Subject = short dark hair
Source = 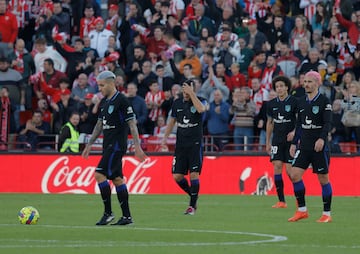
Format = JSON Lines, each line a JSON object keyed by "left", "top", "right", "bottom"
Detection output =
{"left": 204, "top": 51, "right": 214, "bottom": 59}
{"left": 163, "top": 32, "right": 175, "bottom": 40}
{"left": 33, "top": 109, "right": 43, "bottom": 116}
{"left": 161, "top": 1, "right": 170, "bottom": 7}
{"left": 75, "top": 38, "right": 84, "bottom": 45}
{"left": 44, "top": 58, "right": 54, "bottom": 67}
{"left": 134, "top": 45, "right": 145, "bottom": 52}
{"left": 154, "top": 25, "right": 165, "bottom": 32}
{"left": 184, "top": 79, "right": 195, "bottom": 87}
{"left": 148, "top": 79, "right": 158, "bottom": 86}
{"left": 155, "top": 64, "right": 164, "bottom": 70}
{"left": 184, "top": 63, "right": 193, "bottom": 69}
{"left": 70, "top": 111, "right": 80, "bottom": 117}
{"left": 274, "top": 15, "right": 284, "bottom": 21}
{"left": 185, "top": 45, "right": 195, "bottom": 51}
{"left": 85, "top": 4, "right": 94, "bottom": 10}
{"left": 222, "top": 20, "right": 233, "bottom": 29}
{"left": 0, "top": 56, "right": 10, "bottom": 63}
{"left": 59, "top": 77, "right": 70, "bottom": 85}
{"left": 126, "top": 82, "right": 138, "bottom": 89}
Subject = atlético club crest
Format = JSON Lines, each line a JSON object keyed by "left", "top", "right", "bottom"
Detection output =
{"left": 285, "top": 105, "right": 291, "bottom": 112}
{"left": 108, "top": 105, "right": 114, "bottom": 114}
{"left": 312, "top": 106, "right": 319, "bottom": 114}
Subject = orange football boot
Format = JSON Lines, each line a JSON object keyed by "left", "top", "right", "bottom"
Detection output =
{"left": 316, "top": 214, "right": 332, "bottom": 223}
{"left": 272, "top": 201, "right": 288, "bottom": 208}
{"left": 288, "top": 211, "right": 309, "bottom": 222}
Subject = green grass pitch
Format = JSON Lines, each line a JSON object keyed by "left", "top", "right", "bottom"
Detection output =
{"left": 0, "top": 194, "right": 359, "bottom": 254}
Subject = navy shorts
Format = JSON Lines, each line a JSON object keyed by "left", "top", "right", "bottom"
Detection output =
{"left": 172, "top": 144, "right": 203, "bottom": 175}
{"left": 292, "top": 149, "right": 330, "bottom": 174}
{"left": 270, "top": 142, "right": 293, "bottom": 164}
{"left": 96, "top": 147, "right": 124, "bottom": 180}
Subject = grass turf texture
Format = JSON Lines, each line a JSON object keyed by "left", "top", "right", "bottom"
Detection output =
{"left": 0, "top": 194, "right": 359, "bottom": 254}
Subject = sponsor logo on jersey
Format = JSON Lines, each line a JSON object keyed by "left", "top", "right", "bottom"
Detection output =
{"left": 183, "top": 116, "right": 190, "bottom": 124}
{"left": 302, "top": 116, "right": 322, "bottom": 129}
{"left": 127, "top": 106, "right": 133, "bottom": 114}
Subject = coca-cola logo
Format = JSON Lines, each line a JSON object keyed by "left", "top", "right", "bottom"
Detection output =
{"left": 41, "top": 156, "right": 156, "bottom": 194}
{"left": 122, "top": 157, "right": 156, "bottom": 194}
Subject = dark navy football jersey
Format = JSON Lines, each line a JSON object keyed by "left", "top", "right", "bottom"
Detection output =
{"left": 99, "top": 91, "right": 135, "bottom": 151}
{"left": 293, "top": 93, "right": 332, "bottom": 149}
{"left": 171, "top": 96, "right": 206, "bottom": 147}
{"left": 267, "top": 95, "right": 298, "bottom": 144}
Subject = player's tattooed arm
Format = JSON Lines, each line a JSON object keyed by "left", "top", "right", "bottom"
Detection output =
{"left": 88, "top": 120, "right": 103, "bottom": 145}
{"left": 128, "top": 119, "right": 141, "bottom": 146}
{"left": 128, "top": 118, "right": 147, "bottom": 161}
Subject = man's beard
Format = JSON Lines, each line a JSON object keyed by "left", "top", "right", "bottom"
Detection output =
{"left": 0, "top": 68, "right": 8, "bottom": 72}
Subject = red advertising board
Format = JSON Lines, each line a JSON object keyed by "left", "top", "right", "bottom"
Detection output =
{"left": 0, "top": 154, "right": 359, "bottom": 196}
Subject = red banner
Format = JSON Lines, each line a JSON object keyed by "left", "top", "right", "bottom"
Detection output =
{"left": 0, "top": 154, "right": 359, "bottom": 196}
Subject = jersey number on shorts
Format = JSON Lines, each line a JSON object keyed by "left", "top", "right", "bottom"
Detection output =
{"left": 271, "top": 145, "right": 278, "bottom": 155}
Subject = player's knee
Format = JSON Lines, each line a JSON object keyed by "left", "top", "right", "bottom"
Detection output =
{"left": 288, "top": 171, "right": 300, "bottom": 182}
{"left": 94, "top": 172, "right": 106, "bottom": 183}
{"left": 318, "top": 174, "right": 329, "bottom": 185}
{"left": 288, "top": 166, "right": 305, "bottom": 182}
{"left": 173, "top": 174, "right": 183, "bottom": 182}
{"left": 190, "top": 172, "right": 199, "bottom": 180}
{"left": 112, "top": 177, "right": 125, "bottom": 186}
{"left": 274, "top": 166, "right": 283, "bottom": 174}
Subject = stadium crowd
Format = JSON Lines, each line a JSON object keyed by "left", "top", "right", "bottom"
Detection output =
{"left": 1, "top": 0, "right": 360, "bottom": 152}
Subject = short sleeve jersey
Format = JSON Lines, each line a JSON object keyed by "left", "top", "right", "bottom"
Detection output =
{"left": 99, "top": 91, "right": 135, "bottom": 151}
{"left": 294, "top": 93, "right": 332, "bottom": 149}
{"left": 266, "top": 95, "right": 298, "bottom": 144}
{"left": 171, "top": 96, "right": 205, "bottom": 147}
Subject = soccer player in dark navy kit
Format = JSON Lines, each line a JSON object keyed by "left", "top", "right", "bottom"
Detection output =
{"left": 266, "top": 76, "right": 298, "bottom": 209}
{"left": 82, "top": 71, "right": 146, "bottom": 226}
{"left": 161, "top": 80, "right": 207, "bottom": 215}
{"left": 288, "top": 71, "right": 333, "bottom": 223}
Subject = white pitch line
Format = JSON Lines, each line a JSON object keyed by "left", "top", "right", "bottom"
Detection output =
{"left": 251, "top": 243, "right": 360, "bottom": 249}
{"left": 0, "top": 224, "right": 287, "bottom": 248}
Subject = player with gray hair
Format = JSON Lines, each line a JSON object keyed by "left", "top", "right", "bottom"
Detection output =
{"left": 82, "top": 71, "right": 147, "bottom": 225}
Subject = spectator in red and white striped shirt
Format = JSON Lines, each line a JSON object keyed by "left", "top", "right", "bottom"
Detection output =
{"left": 145, "top": 80, "right": 165, "bottom": 134}
{"left": 250, "top": 77, "right": 269, "bottom": 115}
{"left": 300, "top": 0, "right": 317, "bottom": 24}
